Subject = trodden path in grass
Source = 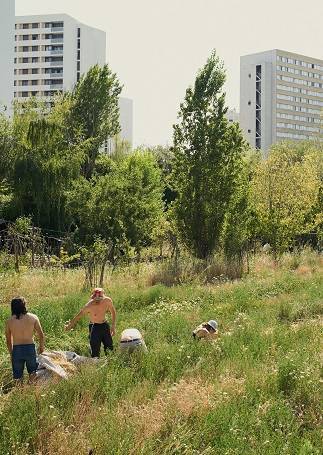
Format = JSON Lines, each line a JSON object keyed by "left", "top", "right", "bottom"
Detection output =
{"left": 0, "top": 255, "right": 322, "bottom": 454}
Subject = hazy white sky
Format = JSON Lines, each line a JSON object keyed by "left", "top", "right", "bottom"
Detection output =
{"left": 16, "top": 0, "right": 323, "bottom": 146}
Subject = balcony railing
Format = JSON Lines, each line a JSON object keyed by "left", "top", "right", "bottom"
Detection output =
{"left": 50, "top": 49, "right": 64, "bottom": 55}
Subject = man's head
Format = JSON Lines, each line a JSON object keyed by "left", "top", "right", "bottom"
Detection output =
{"left": 11, "top": 297, "right": 27, "bottom": 320}
{"left": 92, "top": 288, "right": 104, "bottom": 300}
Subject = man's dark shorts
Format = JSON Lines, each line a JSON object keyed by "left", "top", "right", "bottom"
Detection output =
{"left": 89, "top": 322, "right": 113, "bottom": 357}
{"left": 12, "top": 343, "right": 38, "bottom": 379}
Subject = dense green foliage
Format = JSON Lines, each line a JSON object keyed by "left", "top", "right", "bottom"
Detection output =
{"left": 68, "top": 64, "right": 122, "bottom": 179}
{"left": 171, "top": 51, "right": 246, "bottom": 259}
{"left": 0, "top": 255, "right": 322, "bottom": 454}
{"left": 250, "top": 142, "right": 323, "bottom": 255}
{"left": 0, "top": 57, "right": 321, "bottom": 267}
{"left": 0, "top": 65, "right": 163, "bottom": 258}
{"left": 66, "top": 151, "right": 164, "bottom": 254}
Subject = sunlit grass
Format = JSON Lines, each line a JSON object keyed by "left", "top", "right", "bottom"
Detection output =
{"left": 0, "top": 252, "right": 322, "bottom": 454}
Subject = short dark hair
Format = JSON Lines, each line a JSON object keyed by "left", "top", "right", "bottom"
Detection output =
{"left": 11, "top": 297, "right": 27, "bottom": 319}
{"left": 204, "top": 323, "right": 216, "bottom": 333}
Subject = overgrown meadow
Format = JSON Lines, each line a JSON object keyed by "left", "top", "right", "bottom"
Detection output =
{"left": 0, "top": 252, "right": 322, "bottom": 455}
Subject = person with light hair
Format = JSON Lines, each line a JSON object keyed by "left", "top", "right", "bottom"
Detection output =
{"left": 65, "top": 288, "right": 116, "bottom": 358}
{"left": 193, "top": 320, "right": 218, "bottom": 340}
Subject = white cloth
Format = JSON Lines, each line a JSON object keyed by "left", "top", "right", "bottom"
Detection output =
{"left": 36, "top": 350, "right": 98, "bottom": 382}
{"left": 119, "top": 328, "right": 147, "bottom": 353}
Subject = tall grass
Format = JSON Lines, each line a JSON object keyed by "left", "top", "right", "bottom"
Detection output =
{"left": 0, "top": 251, "right": 322, "bottom": 454}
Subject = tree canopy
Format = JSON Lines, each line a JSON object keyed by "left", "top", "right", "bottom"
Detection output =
{"left": 171, "top": 51, "right": 246, "bottom": 259}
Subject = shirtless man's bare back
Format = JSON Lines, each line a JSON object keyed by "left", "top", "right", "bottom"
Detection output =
{"left": 5, "top": 297, "right": 45, "bottom": 381}
{"left": 65, "top": 288, "right": 116, "bottom": 357}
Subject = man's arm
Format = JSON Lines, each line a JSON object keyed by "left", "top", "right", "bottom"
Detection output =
{"left": 65, "top": 307, "right": 86, "bottom": 331}
{"left": 106, "top": 298, "right": 116, "bottom": 336}
{"left": 34, "top": 317, "right": 45, "bottom": 354}
{"left": 5, "top": 321, "right": 13, "bottom": 356}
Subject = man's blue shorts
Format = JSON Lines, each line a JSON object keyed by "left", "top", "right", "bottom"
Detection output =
{"left": 12, "top": 344, "right": 38, "bottom": 379}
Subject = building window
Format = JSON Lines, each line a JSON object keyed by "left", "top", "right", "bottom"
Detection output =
{"left": 52, "top": 22, "right": 64, "bottom": 28}
{"left": 248, "top": 101, "right": 251, "bottom": 105}
{"left": 248, "top": 129, "right": 251, "bottom": 133}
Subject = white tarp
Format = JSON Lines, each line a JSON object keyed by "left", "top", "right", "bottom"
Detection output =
{"left": 37, "top": 350, "right": 97, "bottom": 381}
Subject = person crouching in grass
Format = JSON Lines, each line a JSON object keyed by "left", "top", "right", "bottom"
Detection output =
{"left": 5, "top": 297, "right": 45, "bottom": 384}
{"left": 120, "top": 328, "right": 147, "bottom": 354}
{"left": 193, "top": 320, "right": 218, "bottom": 340}
{"left": 65, "top": 288, "right": 116, "bottom": 358}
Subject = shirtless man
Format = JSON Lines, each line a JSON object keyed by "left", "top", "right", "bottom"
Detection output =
{"left": 5, "top": 296, "right": 45, "bottom": 382}
{"left": 65, "top": 288, "right": 116, "bottom": 358}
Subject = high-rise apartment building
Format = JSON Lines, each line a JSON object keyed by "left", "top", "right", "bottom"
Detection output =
{"left": 13, "top": 13, "right": 133, "bottom": 146}
{"left": 14, "top": 14, "right": 106, "bottom": 100}
{"left": 240, "top": 50, "right": 323, "bottom": 152}
{"left": 0, "top": 0, "right": 14, "bottom": 110}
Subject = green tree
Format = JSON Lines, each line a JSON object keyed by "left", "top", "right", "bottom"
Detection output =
{"left": 66, "top": 151, "right": 164, "bottom": 258}
{"left": 250, "top": 141, "right": 321, "bottom": 255}
{"left": 68, "top": 64, "right": 122, "bottom": 179}
{"left": 221, "top": 153, "right": 258, "bottom": 263}
{"left": 171, "top": 51, "right": 245, "bottom": 259}
{"left": 3, "top": 99, "right": 84, "bottom": 230}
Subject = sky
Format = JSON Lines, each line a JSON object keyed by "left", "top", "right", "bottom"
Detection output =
{"left": 16, "top": 0, "right": 323, "bottom": 147}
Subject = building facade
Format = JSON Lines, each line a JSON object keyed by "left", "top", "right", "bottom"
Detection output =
{"left": 0, "top": 0, "right": 14, "bottom": 111}
{"left": 226, "top": 108, "right": 240, "bottom": 124}
{"left": 240, "top": 49, "right": 323, "bottom": 153}
{"left": 14, "top": 14, "right": 106, "bottom": 100}
{"left": 13, "top": 13, "right": 133, "bottom": 146}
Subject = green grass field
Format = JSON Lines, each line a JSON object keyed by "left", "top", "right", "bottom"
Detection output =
{"left": 0, "top": 254, "right": 322, "bottom": 455}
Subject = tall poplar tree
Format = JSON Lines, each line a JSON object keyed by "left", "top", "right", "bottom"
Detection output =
{"left": 171, "top": 51, "right": 245, "bottom": 259}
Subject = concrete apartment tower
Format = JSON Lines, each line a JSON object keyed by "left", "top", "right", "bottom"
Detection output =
{"left": 240, "top": 50, "right": 323, "bottom": 154}
{"left": 14, "top": 13, "right": 133, "bottom": 146}
{"left": 0, "top": 0, "right": 15, "bottom": 111}
{"left": 14, "top": 14, "right": 106, "bottom": 99}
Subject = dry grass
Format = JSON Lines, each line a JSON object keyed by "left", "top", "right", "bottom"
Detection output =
{"left": 117, "top": 377, "right": 214, "bottom": 445}
{"left": 149, "top": 256, "right": 244, "bottom": 287}
{"left": 37, "top": 393, "right": 95, "bottom": 455}
{"left": 0, "top": 269, "right": 84, "bottom": 305}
